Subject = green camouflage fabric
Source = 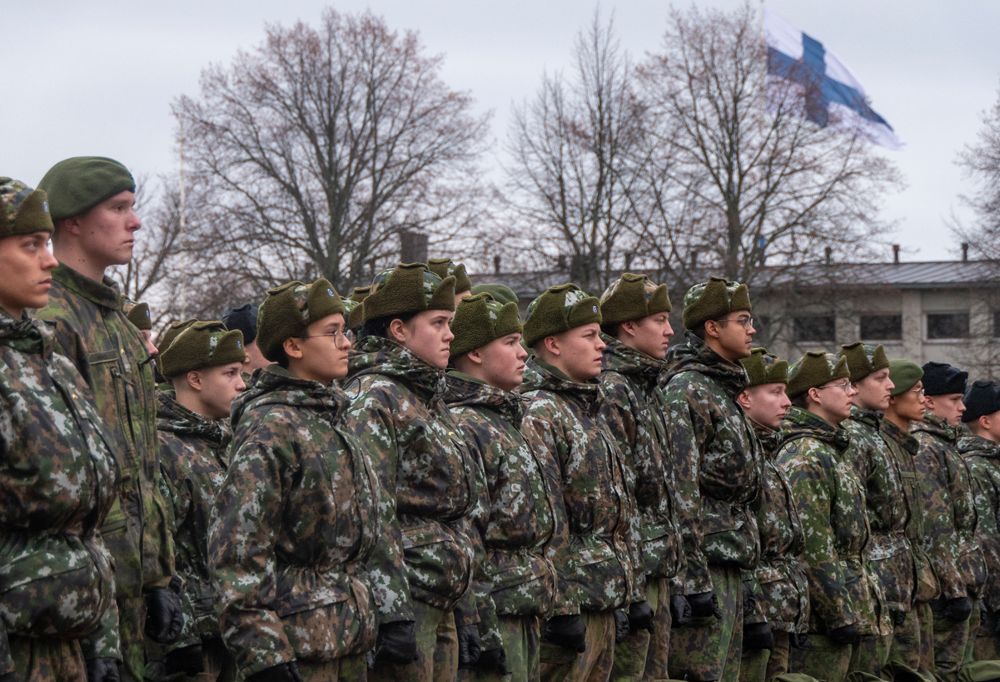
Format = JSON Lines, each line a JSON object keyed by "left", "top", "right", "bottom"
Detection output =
{"left": 776, "top": 407, "right": 879, "bottom": 636}
{"left": 344, "top": 335, "right": 384, "bottom": 382}
{"left": 959, "top": 435, "right": 1000, "bottom": 614}
{"left": 156, "top": 389, "right": 232, "bottom": 657}
{"left": 342, "top": 339, "right": 480, "bottom": 625}
{"left": 843, "top": 408, "right": 913, "bottom": 618}
{"left": 36, "top": 264, "right": 175, "bottom": 682}
{"left": 659, "top": 331, "right": 762, "bottom": 594}
{"left": 0, "top": 310, "right": 121, "bottom": 672}
{"left": 444, "top": 372, "right": 558, "bottom": 653}
{"left": 209, "top": 365, "right": 381, "bottom": 676}
{"left": 669, "top": 564, "right": 745, "bottom": 682}
{"left": 520, "top": 356, "right": 639, "bottom": 615}
{"left": 750, "top": 423, "right": 809, "bottom": 635}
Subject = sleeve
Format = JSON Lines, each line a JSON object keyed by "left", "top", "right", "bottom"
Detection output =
{"left": 142, "top": 463, "right": 177, "bottom": 590}
{"left": 0, "top": 619, "right": 11, "bottom": 676}
{"left": 967, "top": 459, "right": 1000, "bottom": 613}
{"left": 78, "top": 586, "right": 122, "bottom": 661}
{"left": 914, "top": 442, "right": 965, "bottom": 601}
{"left": 742, "top": 570, "right": 768, "bottom": 626}
{"left": 157, "top": 455, "right": 202, "bottom": 652}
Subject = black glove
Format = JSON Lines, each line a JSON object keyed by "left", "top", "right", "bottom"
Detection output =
{"left": 614, "top": 610, "right": 630, "bottom": 644}
{"left": 145, "top": 577, "right": 184, "bottom": 644}
{"left": 457, "top": 624, "right": 482, "bottom": 669}
{"left": 543, "top": 615, "right": 587, "bottom": 653}
{"left": 688, "top": 591, "right": 721, "bottom": 620}
{"left": 164, "top": 644, "right": 205, "bottom": 677}
{"left": 374, "top": 620, "right": 418, "bottom": 665}
{"left": 742, "top": 582, "right": 758, "bottom": 614}
{"left": 0, "top": 673, "right": 22, "bottom": 682}
{"left": 472, "top": 647, "right": 509, "bottom": 675}
{"left": 670, "top": 594, "right": 692, "bottom": 627}
{"left": 945, "top": 597, "right": 973, "bottom": 622}
{"left": 891, "top": 609, "right": 907, "bottom": 627}
{"left": 828, "top": 623, "right": 860, "bottom": 647}
{"left": 628, "top": 601, "right": 656, "bottom": 633}
{"left": 245, "top": 662, "right": 303, "bottom": 682}
{"left": 743, "top": 622, "right": 774, "bottom": 651}
{"left": 791, "top": 633, "right": 810, "bottom": 649}
{"left": 85, "top": 658, "right": 120, "bottom": 682}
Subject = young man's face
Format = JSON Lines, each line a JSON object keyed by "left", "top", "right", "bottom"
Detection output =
{"left": 397, "top": 309, "right": 454, "bottom": 370}
{"left": 550, "top": 322, "right": 606, "bottom": 383}
{"left": 471, "top": 332, "right": 528, "bottom": 392}
{"left": 196, "top": 362, "right": 246, "bottom": 421}
{"left": 925, "top": 393, "right": 966, "bottom": 426}
{"left": 0, "top": 232, "right": 58, "bottom": 317}
{"left": 889, "top": 381, "right": 926, "bottom": 424}
{"left": 67, "top": 190, "right": 141, "bottom": 269}
{"left": 810, "top": 377, "right": 858, "bottom": 424}
{"left": 708, "top": 312, "right": 755, "bottom": 361}
{"left": 139, "top": 329, "right": 158, "bottom": 356}
{"left": 853, "top": 368, "right": 894, "bottom": 411}
{"left": 242, "top": 340, "right": 270, "bottom": 373}
{"left": 622, "top": 313, "right": 673, "bottom": 360}
{"left": 295, "top": 313, "right": 352, "bottom": 383}
{"left": 740, "top": 383, "right": 791, "bottom": 430}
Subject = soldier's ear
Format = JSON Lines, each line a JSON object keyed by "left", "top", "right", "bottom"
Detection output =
{"left": 388, "top": 318, "right": 409, "bottom": 345}
{"left": 736, "top": 390, "right": 752, "bottom": 410}
{"left": 185, "top": 370, "right": 202, "bottom": 392}
{"left": 703, "top": 319, "right": 722, "bottom": 340}
{"left": 464, "top": 348, "right": 484, "bottom": 367}
{"left": 283, "top": 336, "right": 304, "bottom": 361}
{"left": 543, "top": 334, "right": 561, "bottom": 357}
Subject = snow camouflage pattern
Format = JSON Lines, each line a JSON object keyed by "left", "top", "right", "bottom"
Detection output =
{"left": 342, "top": 339, "right": 480, "bottom": 625}
{"left": 209, "top": 366, "right": 381, "bottom": 677}
{"left": 520, "top": 356, "right": 640, "bottom": 615}
{"left": 37, "top": 264, "right": 175, "bottom": 682}
{"left": 959, "top": 435, "right": 1000, "bottom": 614}
{"left": 0, "top": 310, "right": 121, "bottom": 675}
{"left": 659, "top": 332, "right": 762, "bottom": 595}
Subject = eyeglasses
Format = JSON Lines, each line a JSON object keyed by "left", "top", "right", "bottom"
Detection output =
{"left": 717, "top": 315, "right": 754, "bottom": 330}
{"left": 298, "top": 329, "right": 349, "bottom": 349}
{"left": 816, "top": 380, "right": 852, "bottom": 394}
{"left": 908, "top": 386, "right": 925, "bottom": 396}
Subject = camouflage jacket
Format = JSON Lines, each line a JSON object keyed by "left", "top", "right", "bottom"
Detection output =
{"left": 0, "top": 311, "right": 120, "bottom": 668}
{"left": 37, "top": 264, "right": 175, "bottom": 597}
{"left": 913, "top": 414, "right": 985, "bottom": 602}
{"left": 210, "top": 366, "right": 381, "bottom": 675}
{"left": 843, "top": 407, "right": 913, "bottom": 613}
{"left": 598, "top": 337, "right": 684, "bottom": 589}
{"left": 659, "top": 333, "right": 762, "bottom": 595}
{"left": 445, "top": 372, "right": 558, "bottom": 640}
{"left": 777, "top": 407, "right": 883, "bottom": 635}
{"left": 880, "top": 419, "right": 940, "bottom": 605}
{"left": 343, "top": 339, "right": 480, "bottom": 625}
{"left": 750, "top": 423, "right": 809, "bottom": 634}
{"left": 958, "top": 435, "right": 1000, "bottom": 613}
{"left": 521, "top": 357, "right": 639, "bottom": 614}
{"left": 156, "top": 389, "right": 231, "bottom": 650}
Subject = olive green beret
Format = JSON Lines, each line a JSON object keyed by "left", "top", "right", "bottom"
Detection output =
{"left": 427, "top": 258, "right": 473, "bottom": 294}
{"left": 740, "top": 347, "right": 788, "bottom": 387}
{"left": 125, "top": 302, "right": 152, "bottom": 331}
{"left": 257, "top": 278, "right": 345, "bottom": 361}
{"left": 888, "top": 360, "right": 923, "bottom": 397}
{"left": 0, "top": 178, "right": 54, "bottom": 239}
{"left": 159, "top": 319, "right": 197, "bottom": 352}
{"left": 787, "top": 351, "right": 850, "bottom": 399}
{"left": 362, "top": 263, "right": 455, "bottom": 324}
{"left": 38, "top": 157, "right": 136, "bottom": 221}
{"left": 839, "top": 341, "right": 890, "bottom": 383}
{"left": 471, "top": 283, "right": 518, "bottom": 306}
{"left": 682, "top": 276, "right": 752, "bottom": 330}
{"left": 523, "top": 283, "right": 602, "bottom": 349}
{"left": 451, "top": 293, "right": 523, "bottom": 359}
{"left": 160, "top": 321, "right": 246, "bottom": 379}
{"left": 599, "top": 273, "right": 671, "bottom": 326}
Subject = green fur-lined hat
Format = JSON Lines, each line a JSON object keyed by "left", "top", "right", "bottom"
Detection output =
{"left": 257, "top": 278, "right": 345, "bottom": 362}
{"left": 362, "top": 263, "right": 456, "bottom": 324}
{"left": 427, "top": 258, "right": 473, "bottom": 294}
{"left": 350, "top": 285, "right": 372, "bottom": 304}
{"left": 125, "top": 302, "right": 152, "bottom": 331}
{"left": 450, "top": 293, "right": 523, "bottom": 359}
{"left": 160, "top": 321, "right": 246, "bottom": 379}
{"left": 471, "top": 283, "right": 518, "bottom": 306}
{"left": 740, "top": 347, "right": 788, "bottom": 387}
{"left": 888, "top": 360, "right": 923, "bottom": 397}
{"left": 0, "top": 178, "right": 54, "bottom": 239}
{"left": 38, "top": 156, "right": 136, "bottom": 221}
{"left": 682, "top": 276, "right": 752, "bottom": 330}
{"left": 839, "top": 341, "right": 890, "bottom": 383}
{"left": 523, "top": 283, "right": 602, "bottom": 349}
{"left": 159, "top": 319, "right": 197, "bottom": 352}
{"left": 786, "top": 351, "right": 850, "bottom": 399}
{"left": 599, "top": 273, "right": 671, "bottom": 326}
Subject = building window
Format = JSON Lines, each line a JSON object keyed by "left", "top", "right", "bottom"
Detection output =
{"left": 926, "top": 312, "right": 969, "bottom": 340}
{"left": 860, "top": 314, "right": 902, "bottom": 341}
{"left": 793, "top": 315, "right": 835, "bottom": 342}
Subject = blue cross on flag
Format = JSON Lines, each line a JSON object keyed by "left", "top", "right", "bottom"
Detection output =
{"left": 764, "top": 10, "right": 903, "bottom": 151}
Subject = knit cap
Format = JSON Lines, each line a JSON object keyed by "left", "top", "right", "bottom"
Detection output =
{"left": 682, "top": 276, "right": 751, "bottom": 330}
{"left": 786, "top": 351, "right": 850, "bottom": 399}
{"left": 962, "top": 381, "right": 1000, "bottom": 423}
{"left": 257, "top": 279, "right": 345, "bottom": 362}
{"left": 0, "top": 178, "right": 53, "bottom": 239}
{"left": 599, "top": 273, "right": 671, "bottom": 326}
{"left": 839, "top": 342, "right": 890, "bottom": 383}
{"left": 222, "top": 304, "right": 258, "bottom": 345}
{"left": 427, "top": 258, "right": 473, "bottom": 294}
{"left": 160, "top": 321, "right": 246, "bottom": 379}
{"left": 450, "top": 293, "right": 523, "bottom": 359}
{"left": 523, "top": 284, "right": 602, "bottom": 348}
{"left": 740, "top": 347, "right": 788, "bottom": 387}
{"left": 921, "top": 362, "right": 968, "bottom": 397}
{"left": 361, "top": 263, "right": 456, "bottom": 324}
{"left": 38, "top": 157, "right": 136, "bottom": 220}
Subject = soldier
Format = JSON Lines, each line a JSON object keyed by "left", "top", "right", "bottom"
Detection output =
{"left": 222, "top": 304, "right": 269, "bottom": 375}
{"left": 342, "top": 264, "right": 482, "bottom": 681}
{"left": 596, "top": 274, "right": 684, "bottom": 682}
{"left": 913, "top": 363, "right": 985, "bottom": 674}
{"left": 0, "top": 177, "right": 121, "bottom": 682}
{"left": 838, "top": 342, "right": 905, "bottom": 674}
{"left": 427, "top": 258, "right": 473, "bottom": 305}
{"left": 36, "top": 157, "right": 182, "bottom": 682}
{"left": 736, "top": 349, "right": 808, "bottom": 682}
{"left": 210, "top": 279, "right": 381, "bottom": 682}
{"left": 879, "top": 361, "right": 938, "bottom": 672}
{"left": 156, "top": 322, "right": 247, "bottom": 682}
{"left": 776, "top": 352, "right": 869, "bottom": 682}
{"left": 126, "top": 302, "right": 158, "bottom": 357}
{"left": 957, "top": 382, "right": 1000, "bottom": 662}
{"left": 446, "top": 290, "right": 560, "bottom": 681}
{"left": 660, "top": 277, "right": 762, "bottom": 682}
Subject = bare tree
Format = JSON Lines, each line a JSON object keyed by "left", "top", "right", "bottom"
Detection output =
{"left": 955, "top": 81, "right": 1000, "bottom": 261}
{"left": 173, "top": 9, "right": 491, "bottom": 293}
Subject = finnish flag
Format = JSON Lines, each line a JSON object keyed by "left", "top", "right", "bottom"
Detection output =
{"left": 765, "top": 10, "right": 903, "bottom": 151}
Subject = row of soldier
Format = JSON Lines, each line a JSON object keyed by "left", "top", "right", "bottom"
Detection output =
{"left": 4, "top": 156, "right": 1000, "bottom": 682}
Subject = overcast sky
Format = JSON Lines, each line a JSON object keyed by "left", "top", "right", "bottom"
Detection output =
{"left": 7, "top": 1, "right": 999, "bottom": 262}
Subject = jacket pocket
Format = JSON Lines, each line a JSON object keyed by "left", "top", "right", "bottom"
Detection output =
{"left": 486, "top": 550, "right": 556, "bottom": 616}
{"left": 958, "top": 546, "right": 987, "bottom": 599}
{"left": 702, "top": 501, "right": 759, "bottom": 570}
{"left": 563, "top": 535, "right": 626, "bottom": 612}
{"left": 866, "top": 537, "right": 913, "bottom": 611}
{"left": 401, "top": 519, "right": 473, "bottom": 609}
{"left": 640, "top": 521, "right": 683, "bottom": 580}
{"left": 913, "top": 549, "right": 940, "bottom": 603}
{"left": 757, "top": 563, "right": 810, "bottom": 632}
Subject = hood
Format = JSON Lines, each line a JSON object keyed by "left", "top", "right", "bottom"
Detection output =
{"left": 660, "top": 331, "right": 748, "bottom": 398}
{"left": 912, "top": 412, "right": 958, "bottom": 444}
{"left": 231, "top": 364, "right": 350, "bottom": 429}
{"left": 752, "top": 420, "right": 783, "bottom": 459}
{"left": 881, "top": 417, "right": 918, "bottom": 457}
{"left": 444, "top": 371, "right": 527, "bottom": 427}
{"left": 780, "top": 406, "right": 850, "bottom": 453}
{"left": 349, "top": 336, "right": 448, "bottom": 403}
{"left": 521, "top": 356, "right": 604, "bottom": 416}
{"left": 0, "top": 309, "right": 47, "bottom": 356}
{"left": 601, "top": 334, "right": 663, "bottom": 386}
{"left": 958, "top": 434, "right": 1000, "bottom": 460}
{"left": 157, "top": 388, "right": 230, "bottom": 449}
{"left": 346, "top": 335, "right": 388, "bottom": 380}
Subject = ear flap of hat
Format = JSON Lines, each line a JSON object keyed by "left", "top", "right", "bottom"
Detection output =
{"left": 305, "top": 278, "right": 344, "bottom": 323}
{"left": 871, "top": 344, "right": 890, "bottom": 372}
{"left": 567, "top": 295, "right": 602, "bottom": 329}
{"left": 840, "top": 341, "right": 871, "bottom": 382}
{"left": 451, "top": 263, "right": 473, "bottom": 293}
{"left": 649, "top": 283, "right": 672, "bottom": 315}
{"left": 682, "top": 277, "right": 731, "bottom": 329}
{"left": 495, "top": 301, "right": 523, "bottom": 339}
{"left": 429, "top": 275, "right": 457, "bottom": 312}
{"left": 13, "top": 189, "right": 55, "bottom": 235}
{"left": 730, "top": 283, "right": 752, "bottom": 313}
